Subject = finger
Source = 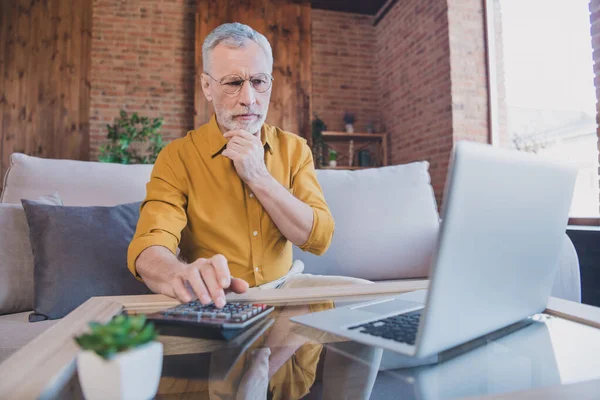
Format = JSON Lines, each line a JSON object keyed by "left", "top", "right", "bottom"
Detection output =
{"left": 171, "top": 276, "right": 193, "bottom": 303}
{"left": 223, "top": 129, "right": 252, "bottom": 139}
{"left": 229, "top": 277, "right": 250, "bottom": 294}
{"left": 221, "top": 148, "right": 240, "bottom": 160}
{"left": 227, "top": 136, "right": 255, "bottom": 151}
{"left": 200, "top": 264, "right": 226, "bottom": 307}
{"left": 226, "top": 141, "right": 247, "bottom": 153}
{"left": 224, "top": 130, "right": 259, "bottom": 143}
{"left": 210, "top": 254, "right": 231, "bottom": 288}
{"left": 231, "top": 137, "right": 263, "bottom": 155}
{"left": 187, "top": 267, "right": 212, "bottom": 305}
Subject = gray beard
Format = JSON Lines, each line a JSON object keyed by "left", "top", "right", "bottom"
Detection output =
{"left": 219, "top": 113, "right": 267, "bottom": 135}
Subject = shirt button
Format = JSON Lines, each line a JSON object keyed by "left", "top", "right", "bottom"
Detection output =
{"left": 253, "top": 231, "right": 258, "bottom": 236}
{"left": 249, "top": 193, "right": 254, "bottom": 198}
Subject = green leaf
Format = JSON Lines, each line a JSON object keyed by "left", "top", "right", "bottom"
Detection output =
{"left": 74, "top": 313, "right": 158, "bottom": 358}
{"left": 130, "top": 315, "right": 146, "bottom": 331}
{"left": 100, "top": 109, "right": 165, "bottom": 165}
{"left": 89, "top": 322, "right": 103, "bottom": 334}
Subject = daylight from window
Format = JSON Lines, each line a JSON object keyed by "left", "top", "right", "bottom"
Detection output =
{"left": 501, "top": 0, "right": 599, "bottom": 216}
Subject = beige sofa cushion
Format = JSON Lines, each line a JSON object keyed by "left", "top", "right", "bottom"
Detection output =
{"left": 1, "top": 153, "right": 153, "bottom": 206}
{"left": 0, "top": 194, "right": 63, "bottom": 315}
{"left": 0, "top": 311, "right": 58, "bottom": 363}
{"left": 295, "top": 163, "right": 440, "bottom": 280}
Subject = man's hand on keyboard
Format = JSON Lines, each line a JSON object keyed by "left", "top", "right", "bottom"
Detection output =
{"left": 168, "top": 254, "right": 249, "bottom": 307}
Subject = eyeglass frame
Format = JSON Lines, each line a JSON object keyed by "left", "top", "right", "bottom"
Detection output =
{"left": 203, "top": 72, "right": 274, "bottom": 95}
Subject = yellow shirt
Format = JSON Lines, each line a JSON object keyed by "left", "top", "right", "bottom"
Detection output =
{"left": 127, "top": 115, "right": 334, "bottom": 286}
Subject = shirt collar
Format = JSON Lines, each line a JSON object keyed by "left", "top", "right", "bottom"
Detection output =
{"left": 207, "top": 114, "right": 275, "bottom": 158}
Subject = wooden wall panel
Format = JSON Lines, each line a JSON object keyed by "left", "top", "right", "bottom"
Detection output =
{"left": 195, "top": 0, "right": 312, "bottom": 139}
{"left": 0, "top": 0, "right": 92, "bottom": 185}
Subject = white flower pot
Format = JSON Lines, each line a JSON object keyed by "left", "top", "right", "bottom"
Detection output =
{"left": 329, "top": 160, "right": 337, "bottom": 167}
{"left": 345, "top": 123, "right": 354, "bottom": 133}
{"left": 77, "top": 341, "right": 163, "bottom": 400}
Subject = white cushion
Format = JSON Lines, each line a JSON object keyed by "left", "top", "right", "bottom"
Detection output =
{"left": 1, "top": 153, "right": 153, "bottom": 206}
{"left": 294, "top": 162, "right": 440, "bottom": 280}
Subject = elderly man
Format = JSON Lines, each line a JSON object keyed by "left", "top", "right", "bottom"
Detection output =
{"left": 127, "top": 22, "right": 338, "bottom": 306}
{"left": 128, "top": 23, "right": 379, "bottom": 398}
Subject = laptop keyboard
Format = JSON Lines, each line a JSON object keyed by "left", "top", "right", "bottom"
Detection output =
{"left": 348, "top": 311, "right": 422, "bottom": 345}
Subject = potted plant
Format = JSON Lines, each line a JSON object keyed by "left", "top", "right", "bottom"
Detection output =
{"left": 328, "top": 148, "right": 338, "bottom": 167}
{"left": 99, "top": 110, "right": 166, "bottom": 164}
{"left": 343, "top": 111, "right": 355, "bottom": 133}
{"left": 311, "top": 114, "right": 327, "bottom": 167}
{"left": 75, "top": 314, "right": 163, "bottom": 400}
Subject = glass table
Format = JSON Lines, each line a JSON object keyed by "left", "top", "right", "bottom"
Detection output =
{"left": 47, "top": 292, "right": 600, "bottom": 400}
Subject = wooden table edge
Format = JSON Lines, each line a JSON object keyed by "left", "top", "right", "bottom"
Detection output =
{"left": 0, "top": 283, "right": 598, "bottom": 400}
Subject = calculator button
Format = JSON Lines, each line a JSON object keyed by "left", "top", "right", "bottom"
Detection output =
{"left": 216, "top": 312, "right": 231, "bottom": 319}
{"left": 232, "top": 313, "right": 248, "bottom": 322}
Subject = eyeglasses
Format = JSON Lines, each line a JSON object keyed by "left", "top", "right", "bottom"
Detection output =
{"left": 204, "top": 72, "right": 274, "bottom": 95}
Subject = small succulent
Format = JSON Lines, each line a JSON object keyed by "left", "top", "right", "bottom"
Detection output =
{"left": 329, "top": 148, "right": 337, "bottom": 161}
{"left": 75, "top": 314, "right": 157, "bottom": 360}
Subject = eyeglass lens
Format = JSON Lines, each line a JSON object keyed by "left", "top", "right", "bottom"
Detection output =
{"left": 220, "top": 74, "right": 272, "bottom": 94}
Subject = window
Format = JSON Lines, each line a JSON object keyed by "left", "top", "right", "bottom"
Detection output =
{"left": 496, "top": 0, "right": 598, "bottom": 217}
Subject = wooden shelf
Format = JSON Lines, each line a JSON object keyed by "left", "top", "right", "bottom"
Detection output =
{"left": 322, "top": 131, "right": 386, "bottom": 139}
{"left": 315, "top": 130, "right": 388, "bottom": 169}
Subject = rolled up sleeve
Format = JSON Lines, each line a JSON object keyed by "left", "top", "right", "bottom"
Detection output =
{"left": 127, "top": 146, "right": 188, "bottom": 280}
{"left": 293, "top": 143, "right": 335, "bottom": 255}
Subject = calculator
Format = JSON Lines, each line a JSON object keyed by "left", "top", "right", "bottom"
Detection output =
{"left": 146, "top": 301, "right": 275, "bottom": 341}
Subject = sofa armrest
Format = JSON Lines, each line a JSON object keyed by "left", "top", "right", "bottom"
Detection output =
{"left": 551, "top": 233, "right": 581, "bottom": 303}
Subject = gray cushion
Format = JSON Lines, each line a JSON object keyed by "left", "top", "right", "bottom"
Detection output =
{"left": 21, "top": 201, "right": 153, "bottom": 320}
{"left": 0, "top": 194, "right": 63, "bottom": 315}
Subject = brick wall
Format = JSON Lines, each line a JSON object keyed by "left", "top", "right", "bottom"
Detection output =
{"left": 376, "top": 0, "right": 496, "bottom": 204}
{"left": 89, "top": 1, "right": 499, "bottom": 201}
{"left": 90, "top": 5, "right": 380, "bottom": 159}
{"left": 591, "top": 0, "right": 600, "bottom": 178}
{"left": 311, "top": 10, "right": 381, "bottom": 133}
{"left": 89, "top": 0, "right": 196, "bottom": 160}
{"left": 375, "top": 0, "right": 454, "bottom": 203}
{"left": 448, "top": 0, "right": 490, "bottom": 145}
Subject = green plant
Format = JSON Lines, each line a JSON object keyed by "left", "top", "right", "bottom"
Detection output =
{"left": 329, "top": 148, "right": 337, "bottom": 161}
{"left": 311, "top": 114, "right": 327, "bottom": 147}
{"left": 74, "top": 314, "right": 157, "bottom": 360}
{"left": 99, "top": 110, "right": 165, "bottom": 164}
{"left": 311, "top": 114, "right": 328, "bottom": 167}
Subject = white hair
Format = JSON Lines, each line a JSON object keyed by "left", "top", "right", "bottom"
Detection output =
{"left": 202, "top": 22, "right": 273, "bottom": 74}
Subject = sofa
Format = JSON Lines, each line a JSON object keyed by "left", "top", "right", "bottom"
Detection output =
{"left": 0, "top": 152, "right": 582, "bottom": 364}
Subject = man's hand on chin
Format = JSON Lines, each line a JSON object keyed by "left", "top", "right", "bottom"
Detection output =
{"left": 222, "top": 129, "right": 270, "bottom": 185}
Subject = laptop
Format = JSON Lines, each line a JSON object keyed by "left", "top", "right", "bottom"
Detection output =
{"left": 291, "top": 141, "right": 577, "bottom": 360}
